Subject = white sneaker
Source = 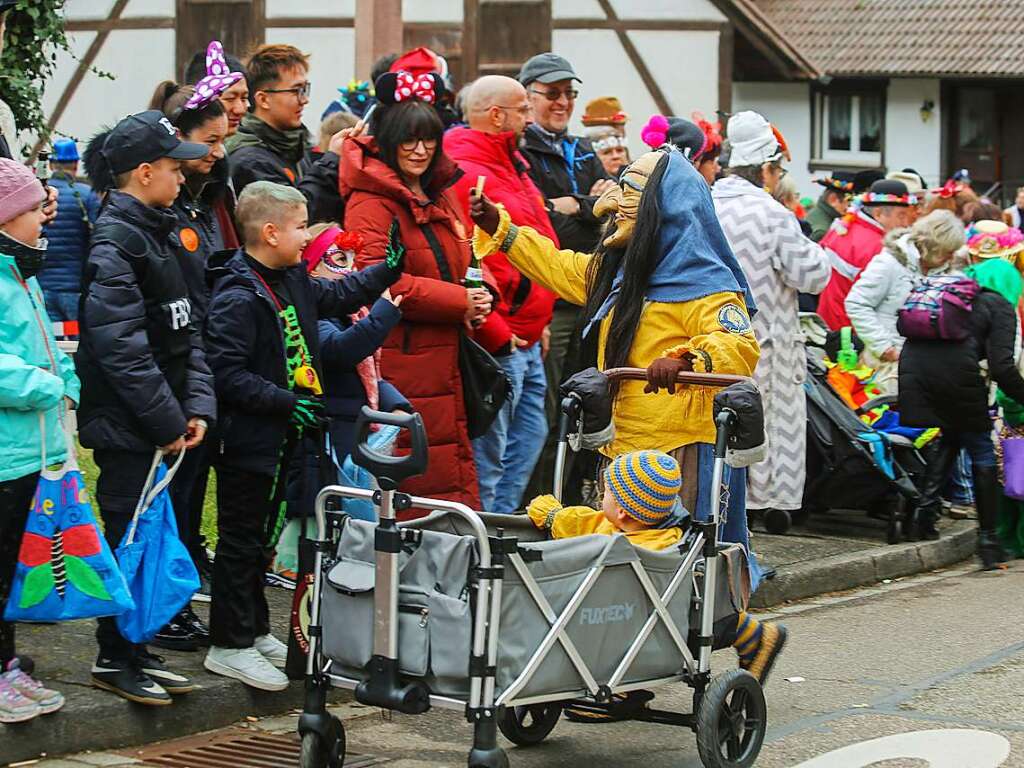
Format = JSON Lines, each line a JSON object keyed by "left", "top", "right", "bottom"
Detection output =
{"left": 204, "top": 646, "right": 289, "bottom": 691}
{"left": 0, "top": 676, "right": 40, "bottom": 723}
{"left": 254, "top": 633, "right": 289, "bottom": 669}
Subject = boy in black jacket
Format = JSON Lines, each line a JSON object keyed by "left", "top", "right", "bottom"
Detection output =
{"left": 78, "top": 110, "right": 214, "bottom": 706}
{"left": 204, "top": 181, "right": 402, "bottom": 690}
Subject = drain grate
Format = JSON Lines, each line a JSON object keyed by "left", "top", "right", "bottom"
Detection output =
{"left": 125, "top": 728, "right": 386, "bottom": 767}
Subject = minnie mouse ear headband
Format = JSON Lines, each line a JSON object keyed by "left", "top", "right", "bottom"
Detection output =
{"left": 374, "top": 70, "right": 445, "bottom": 105}
{"left": 184, "top": 41, "right": 245, "bottom": 111}
{"left": 966, "top": 220, "right": 1024, "bottom": 262}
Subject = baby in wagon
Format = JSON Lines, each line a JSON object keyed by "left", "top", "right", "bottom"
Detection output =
{"left": 527, "top": 450, "right": 786, "bottom": 701}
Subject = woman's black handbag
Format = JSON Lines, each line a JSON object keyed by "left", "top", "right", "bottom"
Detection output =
{"left": 420, "top": 223, "right": 511, "bottom": 438}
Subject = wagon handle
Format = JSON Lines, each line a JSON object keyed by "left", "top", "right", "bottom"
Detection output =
{"left": 602, "top": 367, "right": 751, "bottom": 388}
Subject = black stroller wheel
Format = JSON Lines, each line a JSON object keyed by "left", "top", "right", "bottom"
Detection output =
{"left": 299, "top": 716, "right": 346, "bottom": 768}
{"left": 695, "top": 669, "right": 766, "bottom": 768}
{"left": 763, "top": 509, "right": 792, "bottom": 535}
{"left": 498, "top": 703, "right": 562, "bottom": 745}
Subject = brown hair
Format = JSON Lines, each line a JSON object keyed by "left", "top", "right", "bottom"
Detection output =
{"left": 246, "top": 44, "right": 309, "bottom": 94}
{"left": 926, "top": 186, "right": 979, "bottom": 220}
{"left": 963, "top": 200, "right": 1003, "bottom": 224}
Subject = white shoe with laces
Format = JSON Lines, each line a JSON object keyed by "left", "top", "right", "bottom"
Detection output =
{"left": 0, "top": 675, "right": 40, "bottom": 723}
{"left": 3, "top": 659, "right": 64, "bottom": 714}
{"left": 204, "top": 646, "right": 288, "bottom": 691}
{"left": 254, "top": 634, "right": 289, "bottom": 669}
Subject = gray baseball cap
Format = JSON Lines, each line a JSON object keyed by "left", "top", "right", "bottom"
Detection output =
{"left": 518, "top": 53, "right": 581, "bottom": 86}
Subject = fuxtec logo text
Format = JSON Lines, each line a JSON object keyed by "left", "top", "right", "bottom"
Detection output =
{"left": 579, "top": 603, "right": 635, "bottom": 626}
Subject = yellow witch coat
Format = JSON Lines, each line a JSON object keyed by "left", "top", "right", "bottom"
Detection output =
{"left": 473, "top": 208, "right": 760, "bottom": 456}
{"left": 527, "top": 494, "right": 683, "bottom": 550}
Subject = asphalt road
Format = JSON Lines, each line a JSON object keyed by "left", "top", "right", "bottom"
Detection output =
{"left": 340, "top": 559, "right": 1024, "bottom": 768}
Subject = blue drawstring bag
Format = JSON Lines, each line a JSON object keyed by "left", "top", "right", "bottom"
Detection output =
{"left": 333, "top": 425, "right": 401, "bottom": 521}
{"left": 4, "top": 416, "right": 134, "bottom": 622}
{"left": 115, "top": 450, "right": 200, "bottom": 644}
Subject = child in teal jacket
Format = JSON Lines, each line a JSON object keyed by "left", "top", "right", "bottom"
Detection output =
{"left": 0, "top": 157, "right": 79, "bottom": 723}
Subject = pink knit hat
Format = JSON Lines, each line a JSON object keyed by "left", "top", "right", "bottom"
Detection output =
{"left": 0, "top": 159, "right": 44, "bottom": 226}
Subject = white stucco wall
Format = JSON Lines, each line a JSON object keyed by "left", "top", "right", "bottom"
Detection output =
{"left": 553, "top": 28, "right": 721, "bottom": 153}
{"left": 733, "top": 81, "right": 814, "bottom": 197}
{"left": 884, "top": 78, "right": 942, "bottom": 188}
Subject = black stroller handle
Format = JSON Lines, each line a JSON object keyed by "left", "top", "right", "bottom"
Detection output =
{"left": 603, "top": 367, "right": 751, "bottom": 388}
{"left": 352, "top": 407, "right": 429, "bottom": 491}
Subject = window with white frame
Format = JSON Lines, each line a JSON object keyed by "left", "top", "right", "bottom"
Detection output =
{"left": 813, "top": 86, "right": 885, "bottom": 166}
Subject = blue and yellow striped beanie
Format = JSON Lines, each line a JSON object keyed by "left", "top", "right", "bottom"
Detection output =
{"left": 604, "top": 450, "right": 682, "bottom": 526}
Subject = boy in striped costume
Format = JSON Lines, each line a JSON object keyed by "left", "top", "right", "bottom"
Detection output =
{"left": 528, "top": 450, "right": 786, "bottom": 697}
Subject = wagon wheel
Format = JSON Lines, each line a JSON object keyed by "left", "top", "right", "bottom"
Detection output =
{"left": 299, "top": 716, "right": 345, "bottom": 768}
{"left": 498, "top": 703, "right": 562, "bottom": 746}
{"left": 763, "top": 509, "right": 791, "bottom": 535}
{"left": 695, "top": 669, "right": 766, "bottom": 768}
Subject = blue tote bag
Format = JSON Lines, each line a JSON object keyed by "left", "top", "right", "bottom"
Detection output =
{"left": 115, "top": 449, "right": 200, "bottom": 644}
{"left": 4, "top": 415, "right": 134, "bottom": 622}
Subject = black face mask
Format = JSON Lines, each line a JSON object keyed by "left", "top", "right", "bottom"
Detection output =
{"left": 0, "top": 231, "right": 47, "bottom": 279}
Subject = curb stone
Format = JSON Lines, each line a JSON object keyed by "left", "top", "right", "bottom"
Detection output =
{"left": 750, "top": 521, "right": 977, "bottom": 609}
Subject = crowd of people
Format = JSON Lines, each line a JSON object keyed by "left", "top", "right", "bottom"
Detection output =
{"left": 1, "top": 24, "right": 1022, "bottom": 727}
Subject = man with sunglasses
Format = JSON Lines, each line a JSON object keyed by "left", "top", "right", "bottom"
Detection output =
{"left": 518, "top": 52, "right": 615, "bottom": 503}
{"left": 225, "top": 44, "right": 342, "bottom": 223}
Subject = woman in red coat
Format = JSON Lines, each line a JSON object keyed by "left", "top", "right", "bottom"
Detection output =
{"left": 342, "top": 72, "right": 492, "bottom": 509}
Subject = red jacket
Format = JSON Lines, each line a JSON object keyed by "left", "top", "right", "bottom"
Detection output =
{"left": 817, "top": 209, "right": 885, "bottom": 330}
{"left": 341, "top": 136, "right": 479, "bottom": 511}
{"left": 444, "top": 127, "right": 557, "bottom": 352}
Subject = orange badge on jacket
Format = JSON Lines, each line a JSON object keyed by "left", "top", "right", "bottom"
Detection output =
{"left": 179, "top": 227, "right": 200, "bottom": 252}
{"left": 283, "top": 167, "right": 297, "bottom": 184}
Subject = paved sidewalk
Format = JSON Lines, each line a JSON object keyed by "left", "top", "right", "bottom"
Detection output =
{"left": 1, "top": 509, "right": 979, "bottom": 766}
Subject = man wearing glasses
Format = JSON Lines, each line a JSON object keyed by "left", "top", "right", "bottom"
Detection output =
{"left": 517, "top": 53, "right": 615, "bottom": 503}
{"left": 225, "top": 44, "right": 342, "bottom": 223}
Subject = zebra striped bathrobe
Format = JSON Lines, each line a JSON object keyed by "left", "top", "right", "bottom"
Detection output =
{"left": 712, "top": 175, "right": 831, "bottom": 511}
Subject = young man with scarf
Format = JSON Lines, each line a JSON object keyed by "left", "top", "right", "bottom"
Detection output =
{"left": 225, "top": 44, "right": 342, "bottom": 224}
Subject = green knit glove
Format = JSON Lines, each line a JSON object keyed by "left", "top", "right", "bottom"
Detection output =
{"left": 384, "top": 218, "right": 406, "bottom": 270}
{"left": 290, "top": 396, "right": 324, "bottom": 430}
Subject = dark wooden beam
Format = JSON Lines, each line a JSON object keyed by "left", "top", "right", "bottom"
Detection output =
{"left": 463, "top": 0, "right": 479, "bottom": 82}
{"left": 594, "top": 0, "right": 672, "bottom": 116}
{"left": 553, "top": 18, "right": 727, "bottom": 31}
{"left": 66, "top": 16, "right": 174, "bottom": 31}
{"left": 718, "top": 25, "right": 733, "bottom": 114}
{"left": 264, "top": 16, "right": 353, "bottom": 28}
{"left": 33, "top": 0, "right": 131, "bottom": 157}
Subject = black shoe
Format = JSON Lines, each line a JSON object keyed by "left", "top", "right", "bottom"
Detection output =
{"left": 136, "top": 650, "right": 196, "bottom": 695}
{"left": 92, "top": 657, "right": 172, "bottom": 706}
{"left": 151, "top": 615, "right": 200, "bottom": 652}
{"left": 978, "top": 530, "right": 1008, "bottom": 571}
{"left": 180, "top": 606, "right": 210, "bottom": 646}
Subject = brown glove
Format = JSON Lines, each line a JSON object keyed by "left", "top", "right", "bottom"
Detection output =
{"left": 644, "top": 355, "right": 693, "bottom": 394}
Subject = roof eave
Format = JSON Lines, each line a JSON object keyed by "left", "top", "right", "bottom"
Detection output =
{"left": 712, "top": 0, "right": 822, "bottom": 81}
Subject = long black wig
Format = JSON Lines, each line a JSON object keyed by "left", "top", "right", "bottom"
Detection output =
{"left": 582, "top": 151, "right": 671, "bottom": 378}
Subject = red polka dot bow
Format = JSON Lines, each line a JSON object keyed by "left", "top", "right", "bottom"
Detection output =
{"left": 394, "top": 71, "right": 436, "bottom": 104}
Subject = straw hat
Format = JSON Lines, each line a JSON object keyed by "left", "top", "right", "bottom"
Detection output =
{"left": 966, "top": 219, "right": 1024, "bottom": 262}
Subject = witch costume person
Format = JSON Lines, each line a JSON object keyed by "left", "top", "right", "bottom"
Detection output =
{"left": 469, "top": 148, "right": 765, "bottom": 587}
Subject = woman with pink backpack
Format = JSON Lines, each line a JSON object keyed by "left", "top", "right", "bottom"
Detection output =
{"left": 898, "top": 221, "right": 1024, "bottom": 569}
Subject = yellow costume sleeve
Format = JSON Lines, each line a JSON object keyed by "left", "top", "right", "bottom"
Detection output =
{"left": 526, "top": 495, "right": 607, "bottom": 539}
{"left": 473, "top": 205, "right": 591, "bottom": 307}
{"left": 661, "top": 293, "right": 759, "bottom": 376}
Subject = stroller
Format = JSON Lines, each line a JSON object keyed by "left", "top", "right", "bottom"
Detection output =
{"left": 297, "top": 368, "right": 769, "bottom": 768}
{"left": 798, "top": 315, "right": 927, "bottom": 542}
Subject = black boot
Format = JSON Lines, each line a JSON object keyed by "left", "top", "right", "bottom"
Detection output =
{"left": 914, "top": 438, "right": 958, "bottom": 541}
{"left": 901, "top": 503, "right": 921, "bottom": 542}
{"left": 973, "top": 464, "right": 1007, "bottom": 570}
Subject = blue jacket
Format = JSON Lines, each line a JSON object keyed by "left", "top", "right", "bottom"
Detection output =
{"left": 0, "top": 252, "right": 81, "bottom": 482}
{"left": 205, "top": 250, "right": 401, "bottom": 475}
{"left": 38, "top": 174, "right": 100, "bottom": 294}
{"left": 319, "top": 300, "right": 409, "bottom": 461}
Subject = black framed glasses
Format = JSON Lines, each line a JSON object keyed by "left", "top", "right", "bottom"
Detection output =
{"left": 262, "top": 82, "right": 311, "bottom": 99}
{"left": 494, "top": 104, "right": 533, "bottom": 115}
{"left": 529, "top": 88, "right": 579, "bottom": 102}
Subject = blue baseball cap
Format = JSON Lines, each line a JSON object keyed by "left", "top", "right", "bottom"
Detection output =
{"left": 52, "top": 138, "right": 79, "bottom": 163}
